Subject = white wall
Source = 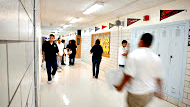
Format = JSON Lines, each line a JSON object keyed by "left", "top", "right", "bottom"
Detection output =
{"left": 81, "top": 0, "right": 190, "bottom": 106}
{"left": 0, "top": 0, "right": 41, "bottom": 107}
{"left": 62, "top": 34, "right": 76, "bottom": 45}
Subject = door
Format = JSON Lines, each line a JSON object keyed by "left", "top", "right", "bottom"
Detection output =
{"left": 158, "top": 27, "right": 171, "bottom": 94}
{"left": 132, "top": 29, "right": 143, "bottom": 51}
{"left": 167, "top": 26, "right": 185, "bottom": 99}
{"left": 76, "top": 35, "right": 81, "bottom": 58}
{"left": 150, "top": 29, "right": 159, "bottom": 54}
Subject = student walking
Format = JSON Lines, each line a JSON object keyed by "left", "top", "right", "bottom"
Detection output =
{"left": 90, "top": 39, "right": 103, "bottom": 79}
{"left": 61, "top": 39, "right": 66, "bottom": 65}
{"left": 57, "top": 38, "right": 65, "bottom": 71}
{"left": 118, "top": 40, "right": 128, "bottom": 68}
{"left": 68, "top": 40, "right": 77, "bottom": 66}
{"left": 115, "top": 33, "right": 163, "bottom": 107}
{"left": 42, "top": 34, "right": 61, "bottom": 84}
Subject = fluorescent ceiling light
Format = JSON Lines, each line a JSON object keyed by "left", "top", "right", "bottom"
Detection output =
{"left": 63, "top": 25, "right": 71, "bottom": 28}
{"left": 70, "top": 18, "right": 80, "bottom": 23}
{"left": 83, "top": 2, "right": 104, "bottom": 14}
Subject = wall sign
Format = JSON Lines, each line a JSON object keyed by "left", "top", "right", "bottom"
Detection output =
{"left": 160, "top": 10, "right": 186, "bottom": 21}
{"left": 127, "top": 18, "right": 141, "bottom": 26}
{"left": 109, "top": 23, "right": 115, "bottom": 29}
{"left": 95, "top": 27, "right": 100, "bottom": 32}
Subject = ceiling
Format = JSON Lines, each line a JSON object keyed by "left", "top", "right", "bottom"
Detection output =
{"left": 40, "top": 0, "right": 174, "bottom": 36}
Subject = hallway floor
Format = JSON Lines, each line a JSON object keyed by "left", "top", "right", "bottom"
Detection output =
{"left": 40, "top": 59, "right": 177, "bottom": 107}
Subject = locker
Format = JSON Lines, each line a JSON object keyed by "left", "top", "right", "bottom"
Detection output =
{"left": 130, "top": 20, "right": 189, "bottom": 101}
{"left": 167, "top": 26, "right": 185, "bottom": 99}
{"left": 150, "top": 29, "right": 159, "bottom": 54}
{"left": 158, "top": 27, "right": 171, "bottom": 95}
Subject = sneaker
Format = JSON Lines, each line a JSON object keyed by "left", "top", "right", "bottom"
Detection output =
{"left": 47, "top": 81, "right": 52, "bottom": 84}
{"left": 58, "top": 68, "right": 62, "bottom": 72}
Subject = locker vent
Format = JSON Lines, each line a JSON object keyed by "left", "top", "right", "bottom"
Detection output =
{"left": 163, "top": 30, "right": 166, "bottom": 37}
{"left": 176, "top": 29, "right": 180, "bottom": 37}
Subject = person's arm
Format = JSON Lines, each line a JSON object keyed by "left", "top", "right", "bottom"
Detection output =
{"left": 154, "top": 78, "right": 163, "bottom": 99}
{"left": 114, "top": 74, "right": 132, "bottom": 91}
{"left": 122, "top": 52, "right": 128, "bottom": 56}
{"left": 101, "top": 47, "right": 103, "bottom": 56}
{"left": 68, "top": 49, "right": 71, "bottom": 55}
{"left": 42, "top": 51, "right": 45, "bottom": 62}
{"left": 57, "top": 52, "right": 61, "bottom": 61}
{"left": 42, "top": 43, "right": 45, "bottom": 62}
{"left": 63, "top": 49, "right": 65, "bottom": 56}
{"left": 115, "top": 54, "right": 135, "bottom": 92}
{"left": 90, "top": 47, "right": 93, "bottom": 54}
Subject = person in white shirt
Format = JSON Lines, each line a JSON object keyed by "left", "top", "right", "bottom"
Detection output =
{"left": 115, "top": 33, "right": 163, "bottom": 107}
{"left": 61, "top": 39, "right": 66, "bottom": 65}
{"left": 118, "top": 40, "right": 128, "bottom": 68}
{"left": 57, "top": 38, "right": 65, "bottom": 71}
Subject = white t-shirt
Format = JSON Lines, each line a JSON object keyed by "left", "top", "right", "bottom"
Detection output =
{"left": 124, "top": 47, "right": 162, "bottom": 95}
{"left": 57, "top": 43, "right": 64, "bottom": 56}
{"left": 118, "top": 46, "right": 127, "bottom": 65}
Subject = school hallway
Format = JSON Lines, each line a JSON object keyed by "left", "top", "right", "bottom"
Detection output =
{"left": 40, "top": 59, "right": 176, "bottom": 107}
{"left": 1, "top": 0, "right": 190, "bottom": 107}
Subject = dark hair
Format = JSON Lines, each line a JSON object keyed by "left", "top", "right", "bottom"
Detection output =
{"left": 122, "top": 40, "right": 127, "bottom": 44}
{"left": 49, "top": 34, "right": 55, "bottom": 37}
{"left": 140, "top": 33, "right": 153, "bottom": 46}
{"left": 95, "top": 39, "right": 100, "bottom": 45}
{"left": 62, "top": 39, "right": 65, "bottom": 43}
{"left": 71, "top": 40, "right": 75, "bottom": 45}
{"left": 58, "top": 38, "right": 61, "bottom": 40}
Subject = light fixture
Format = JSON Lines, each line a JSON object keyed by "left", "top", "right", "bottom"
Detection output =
{"left": 63, "top": 25, "right": 71, "bottom": 28}
{"left": 83, "top": 2, "right": 104, "bottom": 14}
{"left": 69, "top": 18, "right": 80, "bottom": 23}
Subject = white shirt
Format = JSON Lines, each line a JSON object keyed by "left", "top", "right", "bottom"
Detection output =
{"left": 118, "top": 46, "right": 127, "bottom": 65}
{"left": 124, "top": 48, "right": 162, "bottom": 95}
{"left": 57, "top": 43, "right": 64, "bottom": 56}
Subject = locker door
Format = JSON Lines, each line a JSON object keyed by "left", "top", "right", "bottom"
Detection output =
{"left": 167, "top": 26, "right": 185, "bottom": 99}
{"left": 150, "top": 29, "right": 159, "bottom": 54}
{"left": 130, "top": 30, "right": 136, "bottom": 52}
{"left": 134, "top": 30, "right": 143, "bottom": 50}
{"left": 130, "top": 29, "right": 142, "bottom": 51}
{"left": 158, "top": 28, "right": 171, "bottom": 94}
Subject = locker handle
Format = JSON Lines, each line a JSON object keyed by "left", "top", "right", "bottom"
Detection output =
{"left": 170, "top": 55, "right": 173, "bottom": 62}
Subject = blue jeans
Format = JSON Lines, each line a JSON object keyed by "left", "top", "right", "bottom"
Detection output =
{"left": 92, "top": 59, "right": 101, "bottom": 78}
{"left": 57, "top": 55, "right": 62, "bottom": 69}
{"left": 46, "top": 61, "right": 57, "bottom": 81}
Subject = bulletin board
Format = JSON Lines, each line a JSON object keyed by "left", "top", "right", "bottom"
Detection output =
{"left": 91, "top": 32, "right": 110, "bottom": 58}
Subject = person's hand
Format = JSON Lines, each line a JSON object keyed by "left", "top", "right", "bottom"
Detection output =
{"left": 114, "top": 85, "right": 123, "bottom": 92}
{"left": 154, "top": 92, "right": 163, "bottom": 99}
{"left": 59, "top": 56, "right": 61, "bottom": 61}
{"left": 42, "top": 58, "right": 45, "bottom": 62}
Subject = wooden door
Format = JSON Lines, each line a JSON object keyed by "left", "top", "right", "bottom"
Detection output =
{"left": 76, "top": 35, "right": 81, "bottom": 58}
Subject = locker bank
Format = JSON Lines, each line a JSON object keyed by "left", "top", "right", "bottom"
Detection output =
{"left": 0, "top": 0, "right": 190, "bottom": 107}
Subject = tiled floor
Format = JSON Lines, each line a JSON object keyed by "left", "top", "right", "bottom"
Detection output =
{"left": 40, "top": 59, "right": 177, "bottom": 107}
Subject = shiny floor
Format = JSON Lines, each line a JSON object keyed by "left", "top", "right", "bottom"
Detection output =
{"left": 40, "top": 59, "right": 177, "bottom": 107}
